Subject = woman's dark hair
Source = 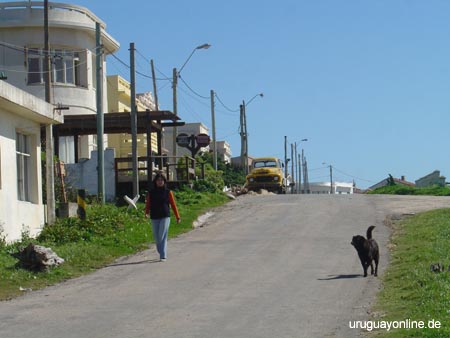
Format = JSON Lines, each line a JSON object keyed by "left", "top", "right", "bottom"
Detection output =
{"left": 152, "top": 172, "right": 167, "bottom": 189}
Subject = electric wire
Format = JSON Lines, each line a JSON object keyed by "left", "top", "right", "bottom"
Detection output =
{"left": 332, "top": 166, "right": 374, "bottom": 183}
{"left": 178, "top": 75, "right": 210, "bottom": 100}
{"left": 214, "top": 92, "right": 240, "bottom": 114}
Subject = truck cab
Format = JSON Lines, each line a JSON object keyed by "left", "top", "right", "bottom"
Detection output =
{"left": 245, "top": 157, "right": 288, "bottom": 194}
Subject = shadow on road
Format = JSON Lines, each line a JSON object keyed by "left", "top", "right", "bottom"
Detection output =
{"left": 106, "top": 259, "right": 160, "bottom": 267}
{"left": 317, "top": 274, "right": 362, "bottom": 280}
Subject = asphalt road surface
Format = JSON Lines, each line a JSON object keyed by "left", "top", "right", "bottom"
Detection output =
{"left": 1, "top": 194, "right": 449, "bottom": 338}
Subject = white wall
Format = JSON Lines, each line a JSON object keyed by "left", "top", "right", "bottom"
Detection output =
{"left": 64, "top": 149, "right": 116, "bottom": 202}
{"left": 308, "top": 182, "right": 354, "bottom": 194}
{"left": 0, "top": 81, "right": 60, "bottom": 243}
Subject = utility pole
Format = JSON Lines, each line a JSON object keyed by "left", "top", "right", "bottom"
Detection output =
{"left": 44, "top": 0, "right": 55, "bottom": 224}
{"left": 329, "top": 165, "right": 333, "bottom": 194}
{"left": 210, "top": 90, "right": 217, "bottom": 170}
{"left": 172, "top": 67, "right": 178, "bottom": 160}
{"left": 284, "top": 136, "right": 288, "bottom": 180}
{"left": 240, "top": 101, "right": 248, "bottom": 174}
{"left": 243, "top": 101, "right": 249, "bottom": 174}
{"left": 298, "top": 153, "right": 302, "bottom": 194}
{"left": 150, "top": 60, "right": 159, "bottom": 110}
{"left": 95, "top": 22, "right": 105, "bottom": 204}
{"left": 304, "top": 158, "right": 309, "bottom": 193}
{"left": 291, "top": 143, "right": 294, "bottom": 193}
{"left": 240, "top": 104, "right": 245, "bottom": 170}
{"left": 302, "top": 149, "right": 309, "bottom": 193}
{"left": 130, "top": 43, "right": 138, "bottom": 197}
{"left": 150, "top": 59, "right": 162, "bottom": 170}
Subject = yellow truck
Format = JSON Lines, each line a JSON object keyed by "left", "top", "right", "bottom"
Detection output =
{"left": 245, "top": 157, "right": 290, "bottom": 194}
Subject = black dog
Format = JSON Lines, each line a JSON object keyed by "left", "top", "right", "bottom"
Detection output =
{"left": 351, "top": 226, "right": 379, "bottom": 277}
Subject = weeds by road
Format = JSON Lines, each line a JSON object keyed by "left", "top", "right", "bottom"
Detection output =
{"left": 370, "top": 209, "right": 450, "bottom": 337}
{"left": 0, "top": 190, "right": 229, "bottom": 300}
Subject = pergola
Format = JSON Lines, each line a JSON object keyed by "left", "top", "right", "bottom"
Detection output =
{"left": 53, "top": 110, "right": 183, "bottom": 163}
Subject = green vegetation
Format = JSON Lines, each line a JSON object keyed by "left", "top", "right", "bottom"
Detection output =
{"left": 0, "top": 189, "right": 229, "bottom": 301}
{"left": 197, "top": 152, "right": 246, "bottom": 188}
{"left": 367, "top": 185, "right": 450, "bottom": 196}
{"left": 370, "top": 209, "right": 450, "bottom": 337}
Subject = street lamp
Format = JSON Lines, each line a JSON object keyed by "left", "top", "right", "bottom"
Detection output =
{"left": 240, "top": 93, "right": 263, "bottom": 174}
{"left": 178, "top": 43, "right": 211, "bottom": 74}
{"left": 322, "top": 162, "right": 333, "bottom": 194}
{"left": 172, "top": 43, "right": 211, "bottom": 159}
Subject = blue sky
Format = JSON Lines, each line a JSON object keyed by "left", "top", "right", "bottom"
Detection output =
{"left": 67, "top": 0, "right": 450, "bottom": 188}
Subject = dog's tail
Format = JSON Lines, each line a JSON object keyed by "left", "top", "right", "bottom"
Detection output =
{"left": 367, "top": 225, "right": 376, "bottom": 239}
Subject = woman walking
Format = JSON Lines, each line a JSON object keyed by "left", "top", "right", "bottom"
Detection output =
{"left": 145, "top": 173, "right": 181, "bottom": 262}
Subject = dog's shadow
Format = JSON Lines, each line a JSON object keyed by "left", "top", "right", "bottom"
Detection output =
{"left": 317, "top": 274, "right": 362, "bottom": 281}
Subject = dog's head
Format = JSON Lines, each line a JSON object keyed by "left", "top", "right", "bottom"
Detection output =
{"left": 351, "top": 235, "right": 366, "bottom": 250}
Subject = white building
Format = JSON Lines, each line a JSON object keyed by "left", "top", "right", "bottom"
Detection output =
{"left": 215, "top": 141, "right": 231, "bottom": 164}
{"left": 0, "top": 81, "right": 62, "bottom": 243}
{"left": 0, "top": 1, "right": 120, "bottom": 163}
{"left": 308, "top": 181, "right": 354, "bottom": 194}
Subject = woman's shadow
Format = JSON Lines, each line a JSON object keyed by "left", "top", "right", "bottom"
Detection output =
{"left": 106, "top": 259, "right": 160, "bottom": 267}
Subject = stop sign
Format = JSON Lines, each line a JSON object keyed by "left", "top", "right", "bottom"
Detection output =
{"left": 196, "top": 133, "right": 210, "bottom": 147}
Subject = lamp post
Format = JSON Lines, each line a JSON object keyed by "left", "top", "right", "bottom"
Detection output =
{"left": 172, "top": 43, "right": 211, "bottom": 159}
{"left": 240, "top": 93, "right": 263, "bottom": 174}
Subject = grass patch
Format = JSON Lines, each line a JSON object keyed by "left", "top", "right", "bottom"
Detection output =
{"left": 370, "top": 209, "right": 450, "bottom": 337}
{"left": 367, "top": 185, "right": 450, "bottom": 196}
{"left": 0, "top": 190, "right": 229, "bottom": 301}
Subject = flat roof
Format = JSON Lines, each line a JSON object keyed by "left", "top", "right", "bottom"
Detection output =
{"left": 54, "top": 111, "right": 181, "bottom": 136}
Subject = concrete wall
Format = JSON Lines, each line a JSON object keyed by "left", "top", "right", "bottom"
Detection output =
{"left": 65, "top": 149, "right": 116, "bottom": 202}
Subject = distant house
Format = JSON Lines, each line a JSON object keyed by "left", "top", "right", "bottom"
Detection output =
{"left": 215, "top": 141, "right": 232, "bottom": 164}
{"left": 0, "top": 81, "right": 62, "bottom": 243}
{"left": 368, "top": 175, "right": 415, "bottom": 190}
{"left": 415, "top": 170, "right": 446, "bottom": 188}
{"left": 106, "top": 75, "right": 158, "bottom": 159}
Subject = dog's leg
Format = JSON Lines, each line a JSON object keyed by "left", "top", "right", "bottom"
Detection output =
{"left": 363, "top": 262, "right": 368, "bottom": 277}
{"left": 358, "top": 256, "right": 367, "bottom": 277}
{"left": 374, "top": 257, "right": 379, "bottom": 277}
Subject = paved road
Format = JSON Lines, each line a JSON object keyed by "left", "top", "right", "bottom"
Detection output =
{"left": 1, "top": 194, "right": 449, "bottom": 338}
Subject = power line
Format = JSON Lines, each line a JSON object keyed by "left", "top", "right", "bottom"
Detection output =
{"left": 332, "top": 166, "right": 374, "bottom": 183}
{"left": 178, "top": 75, "right": 209, "bottom": 100}
{"left": 214, "top": 92, "right": 239, "bottom": 114}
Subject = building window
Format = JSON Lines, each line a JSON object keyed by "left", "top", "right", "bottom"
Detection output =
{"left": 27, "top": 48, "right": 85, "bottom": 87}
{"left": 16, "top": 132, "right": 31, "bottom": 201}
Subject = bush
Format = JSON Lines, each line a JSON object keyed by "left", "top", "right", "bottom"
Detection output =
{"left": 37, "top": 204, "right": 132, "bottom": 244}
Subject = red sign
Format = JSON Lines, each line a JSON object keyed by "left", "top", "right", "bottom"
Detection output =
{"left": 196, "top": 133, "right": 211, "bottom": 147}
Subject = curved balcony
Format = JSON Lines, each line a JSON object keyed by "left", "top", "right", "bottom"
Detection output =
{"left": 0, "top": 1, "right": 119, "bottom": 52}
